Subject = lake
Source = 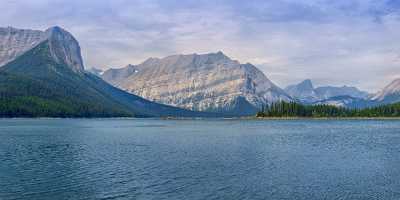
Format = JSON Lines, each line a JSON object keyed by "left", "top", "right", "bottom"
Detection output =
{"left": 0, "top": 119, "right": 399, "bottom": 200}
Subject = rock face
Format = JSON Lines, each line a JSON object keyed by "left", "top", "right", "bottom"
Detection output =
{"left": 102, "top": 52, "right": 291, "bottom": 115}
{"left": 285, "top": 79, "right": 369, "bottom": 104}
{"left": 0, "top": 26, "right": 84, "bottom": 72}
{"left": 370, "top": 78, "right": 400, "bottom": 103}
{"left": 102, "top": 64, "right": 137, "bottom": 85}
{"left": 0, "top": 27, "right": 46, "bottom": 67}
{"left": 284, "top": 79, "right": 319, "bottom": 103}
{"left": 45, "top": 27, "right": 84, "bottom": 72}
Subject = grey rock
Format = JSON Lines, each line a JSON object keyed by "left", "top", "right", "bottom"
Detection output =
{"left": 0, "top": 26, "right": 84, "bottom": 72}
{"left": 102, "top": 64, "right": 137, "bottom": 85}
{"left": 102, "top": 52, "right": 291, "bottom": 114}
{"left": 45, "top": 26, "right": 84, "bottom": 72}
{"left": 0, "top": 27, "right": 46, "bottom": 67}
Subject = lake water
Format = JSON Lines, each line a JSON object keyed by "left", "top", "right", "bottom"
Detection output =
{"left": 0, "top": 119, "right": 399, "bottom": 200}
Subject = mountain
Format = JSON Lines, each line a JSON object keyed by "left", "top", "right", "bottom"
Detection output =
{"left": 370, "top": 78, "right": 400, "bottom": 104}
{"left": 0, "top": 26, "right": 84, "bottom": 72}
{"left": 313, "top": 96, "right": 371, "bottom": 108}
{"left": 284, "top": 79, "right": 319, "bottom": 103}
{"left": 308, "top": 79, "right": 400, "bottom": 109}
{"left": 315, "top": 86, "right": 369, "bottom": 100}
{"left": 0, "top": 26, "right": 215, "bottom": 118}
{"left": 101, "top": 64, "right": 137, "bottom": 85}
{"left": 101, "top": 52, "right": 292, "bottom": 116}
{"left": 285, "top": 79, "right": 369, "bottom": 104}
{"left": 0, "top": 27, "right": 47, "bottom": 67}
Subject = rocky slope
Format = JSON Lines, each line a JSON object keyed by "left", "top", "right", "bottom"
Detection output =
{"left": 102, "top": 52, "right": 292, "bottom": 115}
{"left": 0, "top": 27, "right": 46, "bottom": 67}
{"left": 285, "top": 79, "right": 369, "bottom": 104}
{"left": 0, "top": 26, "right": 215, "bottom": 118}
{"left": 0, "top": 26, "right": 84, "bottom": 72}
{"left": 370, "top": 78, "right": 400, "bottom": 104}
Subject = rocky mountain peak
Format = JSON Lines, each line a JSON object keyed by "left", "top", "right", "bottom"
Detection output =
{"left": 45, "top": 26, "right": 84, "bottom": 73}
{"left": 0, "top": 26, "right": 84, "bottom": 73}
{"left": 285, "top": 79, "right": 369, "bottom": 104}
{"left": 197, "top": 51, "right": 231, "bottom": 63}
{"left": 102, "top": 52, "right": 291, "bottom": 115}
{"left": 298, "top": 79, "right": 314, "bottom": 91}
{"left": 285, "top": 79, "right": 318, "bottom": 103}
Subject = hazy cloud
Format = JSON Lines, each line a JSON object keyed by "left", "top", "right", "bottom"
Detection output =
{"left": 1, "top": 0, "right": 400, "bottom": 92}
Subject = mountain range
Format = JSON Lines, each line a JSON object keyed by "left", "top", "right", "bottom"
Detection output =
{"left": 285, "top": 79, "right": 400, "bottom": 108}
{"left": 1, "top": 25, "right": 400, "bottom": 117}
{"left": 0, "top": 26, "right": 216, "bottom": 117}
{"left": 284, "top": 79, "right": 369, "bottom": 104}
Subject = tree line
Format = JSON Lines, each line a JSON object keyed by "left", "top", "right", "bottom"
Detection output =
{"left": 256, "top": 101, "right": 400, "bottom": 118}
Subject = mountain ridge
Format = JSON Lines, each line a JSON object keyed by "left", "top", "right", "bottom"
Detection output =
{"left": 101, "top": 51, "right": 292, "bottom": 115}
{"left": 371, "top": 78, "right": 400, "bottom": 103}
{"left": 0, "top": 26, "right": 219, "bottom": 118}
{"left": 285, "top": 79, "right": 369, "bottom": 104}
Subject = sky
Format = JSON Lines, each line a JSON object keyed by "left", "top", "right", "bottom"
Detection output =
{"left": 2, "top": 0, "right": 400, "bottom": 92}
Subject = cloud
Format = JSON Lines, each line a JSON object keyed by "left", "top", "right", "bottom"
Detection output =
{"left": 1, "top": 0, "right": 400, "bottom": 92}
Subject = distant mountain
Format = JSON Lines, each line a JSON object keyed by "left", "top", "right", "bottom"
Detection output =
{"left": 87, "top": 67, "right": 104, "bottom": 76}
{"left": 313, "top": 96, "right": 371, "bottom": 108}
{"left": 0, "top": 26, "right": 215, "bottom": 118}
{"left": 284, "top": 79, "right": 319, "bottom": 103}
{"left": 285, "top": 79, "right": 369, "bottom": 104}
{"left": 315, "top": 86, "right": 369, "bottom": 100}
{"left": 102, "top": 52, "right": 292, "bottom": 115}
{"left": 370, "top": 78, "right": 400, "bottom": 104}
{"left": 308, "top": 79, "right": 400, "bottom": 109}
{"left": 102, "top": 64, "right": 137, "bottom": 85}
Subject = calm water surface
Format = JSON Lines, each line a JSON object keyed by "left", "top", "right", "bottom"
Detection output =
{"left": 0, "top": 119, "right": 400, "bottom": 200}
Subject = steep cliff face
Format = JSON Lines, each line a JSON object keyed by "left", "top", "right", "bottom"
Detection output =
{"left": 102, "top": 52, "right": 291, "bottom": 114}
{"left": 45, "top": 26, "right": 84, "bottom": 72}
{"left": 0, "top": 26, "right": 84, "bottom": 72}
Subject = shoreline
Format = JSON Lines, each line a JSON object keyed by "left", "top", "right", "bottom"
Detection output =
{"left": 1, "top": 117, "right": 400, "bottom": 120}
{"left": 249, "top": 117, "right": 400, "bottom": 120}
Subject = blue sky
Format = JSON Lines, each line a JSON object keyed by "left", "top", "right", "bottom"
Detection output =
{"left": 2, "top": 0, "right": 400, "bottom": 92}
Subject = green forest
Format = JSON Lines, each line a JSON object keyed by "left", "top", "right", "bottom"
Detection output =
{"left": 256, "top": 101, "right": 400, "bottom": 118}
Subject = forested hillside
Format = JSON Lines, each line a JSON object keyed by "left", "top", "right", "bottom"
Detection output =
{"left": 257, "top": 101, "right": 400, "bottom": 118}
